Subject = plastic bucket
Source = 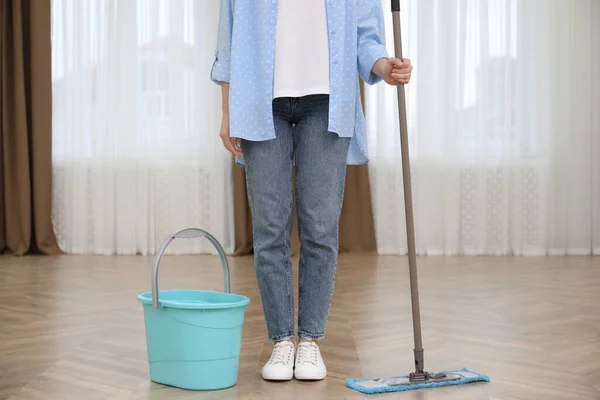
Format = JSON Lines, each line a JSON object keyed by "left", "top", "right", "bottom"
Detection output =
{"left": 137, "top": 228, "right": 251, "bottom": 390}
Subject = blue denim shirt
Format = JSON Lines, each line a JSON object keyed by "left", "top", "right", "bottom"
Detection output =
{"left": 210, "top": 0, "right": 388, "bottom": 165}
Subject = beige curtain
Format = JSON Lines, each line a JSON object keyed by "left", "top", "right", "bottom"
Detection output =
{"left": 233, "top": 162, "right": 254, "bottom": 256}
{"left": 0, "top": 0, "right": 60, "bottom": 256}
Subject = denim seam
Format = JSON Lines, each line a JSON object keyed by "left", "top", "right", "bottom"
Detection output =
{"left": 317, "top": 153, "right": 348, "bottom": 341}
{"left": 285, "top": 133, "right": 294, "bottom": 337}
{"left": 269, "top": 332, "right": 295, "bottom": 342}
{"left": 243, "top": 159, "right": 255, "bottom": 243}
{"left": 291, "top": 97, "right": 297, "bottom": 119}
{"left": 298, "top": 330, "right": 326, "bottom": 341}
{"left": 296, "top": 163, "right": 304, "bottom": 334}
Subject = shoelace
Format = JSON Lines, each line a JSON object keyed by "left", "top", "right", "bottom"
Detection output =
{"left": 268, "top": 342, "right": 294, "bottom": 365}
{"left": 297, "top": 343, "right": 318, "bottom": 365}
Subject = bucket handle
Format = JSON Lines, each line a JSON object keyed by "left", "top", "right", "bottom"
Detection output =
{"left": 152, "top": 228, "right": 231, "bottom": 310}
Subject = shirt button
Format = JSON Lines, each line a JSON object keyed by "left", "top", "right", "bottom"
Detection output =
{"left": 330, "top": 30, "right": 335, "bottom": 35}
{"left": 332, "top": 60, "right": 338, "bottom": 64}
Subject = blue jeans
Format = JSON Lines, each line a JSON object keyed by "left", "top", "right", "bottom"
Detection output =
{"left": 242, "top": 94, "right": 351, "bottom": 341}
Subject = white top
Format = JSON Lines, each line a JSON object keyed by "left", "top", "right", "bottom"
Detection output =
{"left": 273, "top": 0, "right": 330, "bottom": 99}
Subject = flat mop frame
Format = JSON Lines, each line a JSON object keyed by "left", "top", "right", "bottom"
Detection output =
{"left": 346, "top": 0, "right": 490, "bottom": 393}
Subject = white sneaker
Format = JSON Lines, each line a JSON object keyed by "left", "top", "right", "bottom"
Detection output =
{"left": 294, "top": 341, "right": 327, "bottom": 380}
{"left": 262, "top": 341, "right": 295, "bottom": 381}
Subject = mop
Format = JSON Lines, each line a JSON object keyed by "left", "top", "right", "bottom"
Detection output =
{"left": 346, "top": 0, "right": 490, "bottom": 394}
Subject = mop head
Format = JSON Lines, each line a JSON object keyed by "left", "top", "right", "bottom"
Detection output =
{"left": 346, "top": 368, "right": 490, "bottom": 394}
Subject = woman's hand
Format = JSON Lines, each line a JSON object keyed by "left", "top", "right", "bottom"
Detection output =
{"left": 219, "top": 113, "right": 242, "bottom": 157}
{"left": 219, "top": 83, "right": 242, "bottom": 157}
{"left": 374, "top": 57, "right": 413, "bottom": 86}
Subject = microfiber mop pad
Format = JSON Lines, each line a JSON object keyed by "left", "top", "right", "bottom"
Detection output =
{"left": 346, "top": 368, "right": 490, "bottom": 394}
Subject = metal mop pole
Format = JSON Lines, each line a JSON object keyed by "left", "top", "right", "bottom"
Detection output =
{"left": 391, "top": 0, "right": 427, "bottom": 381}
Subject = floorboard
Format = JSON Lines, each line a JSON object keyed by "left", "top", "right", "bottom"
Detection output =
{"left": 1, "top": 254, "right": 598, "bottom": 400}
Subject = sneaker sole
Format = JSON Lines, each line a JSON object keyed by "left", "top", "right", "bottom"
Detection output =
{"left": 262, "top": 373, "right": 294, "bottom": 381}
{"left": 294, "top": 372, "right": 327, "bottom": 381}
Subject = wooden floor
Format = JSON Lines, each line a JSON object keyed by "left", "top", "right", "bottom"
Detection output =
{"left": 0, "top": 254, "right": 599, "bottom": 400}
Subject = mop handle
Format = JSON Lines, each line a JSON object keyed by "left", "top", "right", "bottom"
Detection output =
{"left": 391, "top": 0, "right": 425, "bottom": 374}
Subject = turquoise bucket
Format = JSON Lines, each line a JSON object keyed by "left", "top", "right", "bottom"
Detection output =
{"left": 137, "top": 228, "right": 251, "bottom": 391}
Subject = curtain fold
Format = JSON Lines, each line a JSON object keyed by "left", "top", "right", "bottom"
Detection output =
{"left": 0, "top": 0, "right": 60, "bottom": 256}
{"left": 233, "top": 158, "right": 253, "bottom": 256}
{"left": 367, "top": 0, "right": 600, "bottom": 256}
{"left": 51, "top": 0, "right": 234, "bottom": 255}
{"left": 338, "top": 165, "right": 377, "bottom": 253}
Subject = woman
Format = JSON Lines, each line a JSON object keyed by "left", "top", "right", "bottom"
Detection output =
{"left": 211, "top": 0, "right": 412, "bottom": 382}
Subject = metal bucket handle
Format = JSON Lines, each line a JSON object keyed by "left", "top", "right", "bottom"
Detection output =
{"left": 152, "top": 228, "right": 231, "bottom": 310}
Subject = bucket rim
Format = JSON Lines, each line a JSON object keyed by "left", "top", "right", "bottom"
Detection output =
{"left": 137, "top": 289, "right": 250, "bottom": 310}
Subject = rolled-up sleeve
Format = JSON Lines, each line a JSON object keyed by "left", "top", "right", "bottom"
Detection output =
{"left": 357, "top": 0, "right": 388, "bottom": 85}
{"left": 210, "top": 0, "right": 233, "bottom": 84}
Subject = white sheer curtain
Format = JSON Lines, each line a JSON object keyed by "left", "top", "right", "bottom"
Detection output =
{"left": 51, "top": 0, "right": 233, "bottom": 255}
{"left": 368, "top": 0, "right": 600, "bottom": 255}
